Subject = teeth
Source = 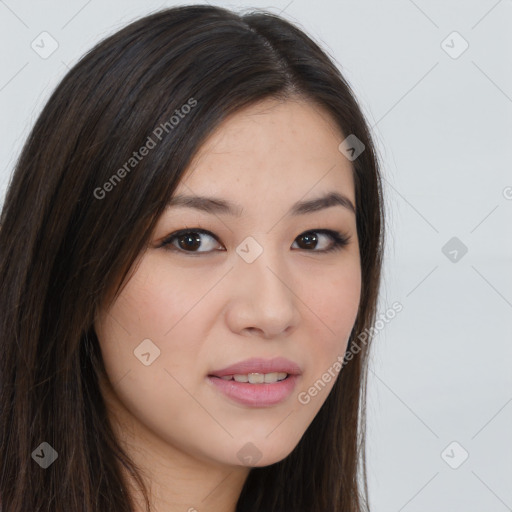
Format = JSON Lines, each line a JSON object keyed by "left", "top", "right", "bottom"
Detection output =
{"left": 220, "top": 372, "right": 288, "bottom": 383}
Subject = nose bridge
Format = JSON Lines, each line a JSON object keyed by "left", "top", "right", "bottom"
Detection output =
{"left": 231, "top": 235, "right": 299, "bottom": 335}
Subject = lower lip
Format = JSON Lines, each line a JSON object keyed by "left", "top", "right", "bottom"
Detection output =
{"left": 207, "top": 375, "right": 299, "bottom": 407}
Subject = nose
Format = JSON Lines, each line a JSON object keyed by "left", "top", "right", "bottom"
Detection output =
{"left": 224, "top": 246, "right": 300, "bottom": 339}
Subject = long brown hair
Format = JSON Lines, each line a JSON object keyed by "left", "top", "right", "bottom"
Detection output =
{"left": 0, "top": 5, "right": 384, "bottom": 511}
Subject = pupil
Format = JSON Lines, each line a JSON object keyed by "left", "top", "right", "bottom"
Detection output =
{"left": 179, "top": 233, "right": 201, "bottom": 251}
{"left": 300, "top": 232, "right": 317, "bottom": 249}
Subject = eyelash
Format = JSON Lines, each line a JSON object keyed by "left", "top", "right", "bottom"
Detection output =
{"left": 159, "top": 228, "right": 351, "bottom": 255}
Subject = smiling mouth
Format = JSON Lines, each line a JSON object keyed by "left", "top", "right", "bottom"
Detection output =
{"left": 213, "top": 372, "right": 289, "bottom": 384}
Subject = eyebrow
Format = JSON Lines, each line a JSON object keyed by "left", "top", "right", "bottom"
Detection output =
{"left": 166, "top": 191, "right": 355, "bottom": 216}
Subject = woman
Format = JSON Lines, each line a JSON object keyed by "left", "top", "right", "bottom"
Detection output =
{"left": 0, "top": 5, "right": 384, "bottom": 511}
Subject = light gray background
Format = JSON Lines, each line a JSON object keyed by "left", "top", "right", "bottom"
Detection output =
{"left": 1, "top": 1, "right": 511, "bottom": 510}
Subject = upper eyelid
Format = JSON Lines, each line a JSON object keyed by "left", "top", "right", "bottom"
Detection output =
{"left": 165, "top": 228, "right": 217, "bottom": 238}
{"left": 164, "top": 228, "right": 221, "bottom": 242}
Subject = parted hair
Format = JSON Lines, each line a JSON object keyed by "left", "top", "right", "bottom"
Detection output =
{"left": 0, "top": 5, "right": 384, "bottom": 511}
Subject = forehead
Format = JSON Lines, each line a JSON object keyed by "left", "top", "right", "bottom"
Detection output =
{"left": 177, "top": 97, "right": 355, "bottom": 209}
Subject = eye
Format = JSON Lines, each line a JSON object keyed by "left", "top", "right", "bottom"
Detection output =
{"left": 159, "top": 228, "right": 350, "bottom": 255}
{"left": 160, "top": 229, "right": 224, "bottom": 254}
{"left": 291, "top": 229, "right": 350, "bottom": 253}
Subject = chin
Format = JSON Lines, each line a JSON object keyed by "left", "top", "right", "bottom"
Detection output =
{"left": 230, "top": 439, "right": 299, "bottom": 468}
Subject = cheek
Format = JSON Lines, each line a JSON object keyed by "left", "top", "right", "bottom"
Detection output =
{"left": 104, "top": 255, "right": 217, "bottom": 341}
{"left": 305, "top": 262, "right": 361, "bottom": 339}
{"left": 298, "top": 262, "right": 361, "bottom": 392}
{"left": 94, "top": 267, "right": 211, "bottom": 446}
{"left": 94, "top": 254, "right": 219, "bottom": 405}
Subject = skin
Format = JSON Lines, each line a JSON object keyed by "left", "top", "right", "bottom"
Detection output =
{"left": 94, "top": 96, "right": 362, "bottom": 512}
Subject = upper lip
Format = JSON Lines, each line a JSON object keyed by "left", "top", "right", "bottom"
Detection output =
{"left": 209, "top": 357, "right": 302, "bottom": 377}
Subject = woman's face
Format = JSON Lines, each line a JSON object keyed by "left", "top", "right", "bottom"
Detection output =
{"left": 95, "top": 97, "right": 361, "bottom": 469}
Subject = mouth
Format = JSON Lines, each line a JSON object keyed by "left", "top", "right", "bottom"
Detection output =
{"left": 207, "top": 357, "right": 301, "bottom": 407}
{"left": 213, "top": 372, "right": 290, "bottom": 384}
